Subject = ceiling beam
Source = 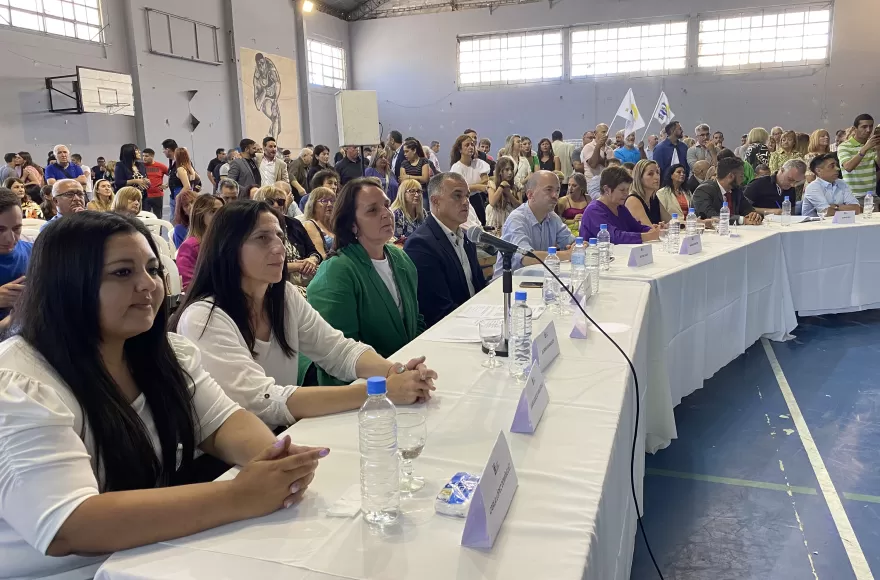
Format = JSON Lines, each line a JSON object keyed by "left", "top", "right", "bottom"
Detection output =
{"left": 359, "top": 0, "right": 544, "bottom": 20}
{"left": 312, "top": 0, "right": 349, "bottom": 20}
{"left": 347, "top": 0, "right": 392, "bottom": 20}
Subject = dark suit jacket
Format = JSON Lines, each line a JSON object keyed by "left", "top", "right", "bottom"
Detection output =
{"left": 404, "top": 215, "right": 486, "bottom": 328}
{"left": 693, "top": 179, "right": 756, "bottom": 224}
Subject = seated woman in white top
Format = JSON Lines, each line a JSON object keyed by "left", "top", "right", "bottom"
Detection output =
{"left": 0, "top": 212, "right": 327, "bottom": 580}
{"left": 172, "top": 199, "right": 437, "bottom": 430}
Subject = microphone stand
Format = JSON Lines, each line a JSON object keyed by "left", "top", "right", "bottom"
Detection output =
{"left": 482, "top": 250, "right": 514, "bottom": 357}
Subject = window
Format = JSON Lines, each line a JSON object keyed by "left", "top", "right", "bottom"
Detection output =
{"left": 698, "top": 6, "right": 831, "bottom": 69}
{"left": 0, "top": 0, "right": 103, "bottom": 43}
{"left": 458, "top": 31, "right": 563, "bottom": 87}
{"left": 570, "top": 21, "right": 688, "bottom": 77}
{"left": 307, "top": 39, "right": 346, "bottom": 89}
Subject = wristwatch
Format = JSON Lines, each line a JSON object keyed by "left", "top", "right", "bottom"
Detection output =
{"left": 386, "top": 363, "right": 406, "bottom": 377}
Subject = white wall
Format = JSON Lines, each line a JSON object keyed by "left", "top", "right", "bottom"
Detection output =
{"left": 305, "top": 10, "right": 352, "bottom": 150}
{"left": 350, "top": 0, "right": 880, "bottom": 157}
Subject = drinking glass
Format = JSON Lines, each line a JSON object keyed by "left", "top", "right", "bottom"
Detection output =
{"left": 818, "top": 207, "right": 828, "bottom": 221}
{"left": 696, "top": 222, "right": 706, "bottom": 237}
{"left": 658, "top": 223, "right": 669, "bottom": 252}
{"left": 479, "top": 318, "right": 503, "bottom": 368}
{"left": 397, "top": 411, "right": 427, "bottom": 493}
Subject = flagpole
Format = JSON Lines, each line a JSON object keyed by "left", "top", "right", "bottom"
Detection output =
{"left": 641, "top": 93, "right": 663, "bottom": 142}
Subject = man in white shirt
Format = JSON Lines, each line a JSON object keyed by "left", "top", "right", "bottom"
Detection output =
{"left": 404, "top": 173, "right": 486, "bottom": 328}
{"left": 219, "top": 148, "right": 239, "bottom": 179}
{"left": 551, "top": 131, "right": 575, "bottom": 183}
{"left": 581, "top": 123, "right": 615, "bottom": 179}
{"left": 802, "top": 153, "right": 862, "bottom": 218}
{"left": 430, "top": 140, "right": 442, "bottom": 171}
{"left": 645, "top": 135, "right": 658, "bottom": 161}
{"left": 259, "top": 136, "right": 289, "bottom": 186}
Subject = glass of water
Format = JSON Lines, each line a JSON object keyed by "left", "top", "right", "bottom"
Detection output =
{"left": 397, "top": 410, "right": 427, "bottom": 493}
{"left": 818, "top": 207, "right": 828, "bottom": 221}
{"left": 696, "top": 222, "right": 706, "bottom": 237}
{"left": 658, "top": 223, "right": 669, "bottom": 252}
{"left": 479, "top": 318, "right": 503, "bottom": 368}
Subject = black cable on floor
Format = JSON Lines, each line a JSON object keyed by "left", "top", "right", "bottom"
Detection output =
{"left": 527, "top": 253, "right": 665, "bottom": 580}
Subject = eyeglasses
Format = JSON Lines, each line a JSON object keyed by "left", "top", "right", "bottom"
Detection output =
{"left": 57, "top": 191, "right": 84, "bottom": 199}
{"left": 317, "top": 198, "right": 334, "bottom": 205}
{"left": 271, "top": 198, "right": 285, "bottom": 206}
{"left": 405, "top": 188, "right": 422, "bottom": 194}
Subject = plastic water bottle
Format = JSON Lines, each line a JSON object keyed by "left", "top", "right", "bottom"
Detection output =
{"left": 587, "top": 238, "right": 600, "bottom": 295}
{"left": 781, "top": 196, "right": 792, "bottom": 226}
{"left": 686, "top": 208, "right": 697, "bottom": 236}
{"left": 597, "top": 224, "right": 611, "bottom": 271}
{"left": 543, "top": 247, "right": 561, "bottom": 311}
{"left": 509, "top": 291, "right": 533, "bottom": 380}
{"left": 718, "top": 202, "right": 730, "bottom": 236}
{"left": 570, "top": 237, "right": 587, "bottom": 298}
{"left": 668, "top": 213, "right": 680, "bottom": 252}
{"left": 359, "top": 377, "right": 399, "bottom": 526}
{"left": 864, "top": 193, "right": 874, "bottom": 219}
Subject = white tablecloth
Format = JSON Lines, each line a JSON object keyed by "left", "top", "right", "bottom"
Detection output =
{"left": 773, "top": 218, "right": 880, "bottom": 316}
{"left": 99, "top": 278, "right": 652, "bottom": 580}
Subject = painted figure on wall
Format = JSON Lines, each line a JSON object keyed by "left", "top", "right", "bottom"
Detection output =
{"left": 254, "top": 53, "right": 281, "bottom": 137}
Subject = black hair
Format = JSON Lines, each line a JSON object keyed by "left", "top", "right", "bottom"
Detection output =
{"left": 665, "top": 121, "right": 680, "bottom": 136}
{"left": 551, "top": 130, "right": 563, "bottom": 141}
{"left": 172, "top": 200, "right": 294, "bottom": 358}
{"left": 216, "top": 147, "right": 226, "bottom": 156}
{"left": 403, "top": 139, "right": 426, "bottom": 158}
{"left": 310, "top": 169, "right": 339, "bottom": 191}
{"left": 537, "top": 137, "right": 554, "bottom": 159}
{"left": 162, "top": 139, "right": 178, "bottom": 151}
{"left": 854, "top": 114, "right": 874, "bottom": 127}
{"left": 119, "top": 143, "right": 139, "bottom": 169}
{"left": 0, "top": 187, "right": 20, "bottom": 213}
{"left": 25, "top": 183, "right": 43, "bottom": 204}
{"left": 388, "top": 131, "right": 403, "bottom": 145}
{"left": 622, "top": 162, "right": 636, "bottom": 171}
{"left": 717, "top": 156, "right": 744, "bottom": 180}
{"left": 282, "top": 149, "right": 291, "bottom": 156}
{"left": 71, "top": 153, "right": 82, "bottom": 162}
{"left": 262, "top": 136, "right": 276, "bottom": 146}
{"left": 142, "top": 148, "right": 155, "bottom": 155}
{"left": 809, "top": 152, "right": 839, "bottom": 173}
{"left": 239, "top": 138, "right": 256, "bottom": 151}
{"left": 16, "top": 212, "right": 197, "bottom": 491}
{"left": 4, "top": 153, "right": 14, "bottom": 163}
{"left": 97, "top": 156, "right": 106, "bottom": 162}
{"left": 463, "top": 128, "right": 477, "bottom": 136}
{"left": 600, "top": 166, "right": 633, "bottom": 193}
{"left": 716, "top": 148, "right": 736, "bottom": 160}
{"left": 662, "top": 164, "right": 689, "bottom": 191}
{"left": 328, "top": 177, "right": 379, "bottom": 256}
{"left": 311, "top": 145, "right": 330, "bottom": 168}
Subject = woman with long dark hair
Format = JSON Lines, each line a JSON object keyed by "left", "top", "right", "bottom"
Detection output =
{"left": 18, "top": 151, "right": 44, "bottom": 186}
{"left": 172, "top": 189, "right": 197, "bottom": 248}
{"left": 5, "top": 177, "right": 43, "bottom": 218}
{"left": 305, "top": 178, "right": 428, "bottom": 385}
{"left": 176, "top": 194, "right": 224, "bottom": 290}
{"left": 656, "top": 163, "right": 692, "bottom": 218}
{"left": 114, "top": 143, "right": 149, "bottom": 196}
{"left": 305, "top": 145, "right": 331, "bottom": 193}
{"left": 0, "top": 211, "right": 326, "bottom": 579}
{"left": 172, "top": 199, "right": 436, "bottom": 428}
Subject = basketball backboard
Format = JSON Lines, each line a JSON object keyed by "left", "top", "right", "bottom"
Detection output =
{"left": 44, "top": 66, "right": 135, "bottom": 116}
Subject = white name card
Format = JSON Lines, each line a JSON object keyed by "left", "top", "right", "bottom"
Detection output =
{"left": 531, "top": 321, "right": 560, "bottom": 372}
{"left": 627, "top": 244, "right": 653, "bottom": 267}
{"left": 833, "top": 210, "right": 856, "bottom": 224}
{"left": 678, "top": 234, "right": 703, "bottom": 255}
{"left": 510, "top": 363, "right": 549, "bottom": 434}
{"left": 461, "top": 432, "right": 519, "bottom": 549}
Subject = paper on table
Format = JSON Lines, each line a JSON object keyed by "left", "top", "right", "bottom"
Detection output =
{"left": 455, "top": 303, "right": 547, "bottom": 319}
{"left": 421, "top": 317, "right": 502, "bottom": 343}
{"left": 764, "top": 214, "right": 814, "bottom": 224}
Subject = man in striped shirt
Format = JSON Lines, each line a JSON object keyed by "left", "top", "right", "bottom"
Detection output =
{"left": 837, "top": 113, "right": 880, "bottom": 201}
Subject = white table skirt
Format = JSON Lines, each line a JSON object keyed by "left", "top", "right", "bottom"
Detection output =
{"left": 98, "top": 278, "right": 652, "bottom": 580}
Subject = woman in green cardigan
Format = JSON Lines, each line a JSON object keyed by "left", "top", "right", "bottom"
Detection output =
{"left": 304, "top": 177, "right": 427, "bottom": 386}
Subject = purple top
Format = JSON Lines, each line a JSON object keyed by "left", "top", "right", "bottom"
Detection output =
{"left": 579, "top": 199, "right": 650, "bottom": 245}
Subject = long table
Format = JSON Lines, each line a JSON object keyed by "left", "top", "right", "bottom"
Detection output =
{"left": 99, "top": 278, "right": 653, "bottom": 580}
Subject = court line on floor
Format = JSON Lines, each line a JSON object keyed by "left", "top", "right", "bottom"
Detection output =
{"left": 761, "top": 338, "right": 874, "bottom": 580}
{"left": 646, "top": 468, "right": 818, "bottom": 495}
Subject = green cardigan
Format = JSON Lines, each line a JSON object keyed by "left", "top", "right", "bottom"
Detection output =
{"left": 301, "top": 242, "right": 425, "bottom": 385}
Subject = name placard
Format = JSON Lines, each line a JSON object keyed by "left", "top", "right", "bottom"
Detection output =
{"left": 833, "top": 210, "right": 856, "bottom": 224}
{"left": 678, "top": 234, "right": 703, "bottom": 255}
{"left": 511, "top": 363, "right": 549, "bottom": 434}
{"left": 627, "top": 244, "right": 654, "bottom": 267}
{"left": 461, "top": 432, "right": 519, "bottom": 549}
{"left": 531, "top": 321, "right": 560, "bottom": 372}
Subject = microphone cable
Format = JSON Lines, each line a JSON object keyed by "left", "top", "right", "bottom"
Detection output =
{"left": 525, "top": 251, "right": 665, "bottom": 580}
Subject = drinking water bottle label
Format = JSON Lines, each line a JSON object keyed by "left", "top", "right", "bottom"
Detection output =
{"left": 461, "top": 432, "right": 519, "bottom": 549}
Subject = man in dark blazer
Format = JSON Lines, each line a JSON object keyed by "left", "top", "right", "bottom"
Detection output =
{"left": 405, "top": 172, "right": 486, "bottom": 328}
{"left": 693, "top": 156, "right": 763, "bottom": 225}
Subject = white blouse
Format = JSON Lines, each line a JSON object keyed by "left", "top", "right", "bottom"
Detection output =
{"left": 176, "top": 282, "right": 373, "bottom": 428}
{"left": 0, "top": 333, "right": 241, "bottom": 580}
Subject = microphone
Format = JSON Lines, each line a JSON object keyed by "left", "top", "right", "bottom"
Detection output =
{"left": 465, "top": 226, "right": 532, "bottom": 256}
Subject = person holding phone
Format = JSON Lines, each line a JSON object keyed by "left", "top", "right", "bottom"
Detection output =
{"left": 837, "top": 114, "right": 880, "bottom": 204}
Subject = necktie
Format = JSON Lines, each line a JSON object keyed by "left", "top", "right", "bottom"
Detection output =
{"left": 724, "top": 190, "right": 733, "bottom": 211}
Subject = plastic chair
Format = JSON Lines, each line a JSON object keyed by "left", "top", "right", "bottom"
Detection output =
{"left": 160, "top": 253, "right": 182, "bottom": 297}
{"left": 151, "top": 233, "right": 172, "bottom": 257}
{"left": 20, "top": 228, "right": 40, "bottom": 243}
{"left": 139, "top": 217, "right": 175, "bottom": 248}
{"left": 22, "top": 218, "right": 46, "bottom": 228}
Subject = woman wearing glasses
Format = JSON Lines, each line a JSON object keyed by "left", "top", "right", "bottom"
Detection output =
{"left": 302, "top": 186, "right": 336, "bottom": 260}
{"left": 390, "top": 179, "right": 427, "bottom": 243}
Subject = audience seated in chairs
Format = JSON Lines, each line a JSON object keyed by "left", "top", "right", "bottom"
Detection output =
{"left": 0, "top": 188, "right": 32, "bottom": 331}
{"left": 390, "top": 178, "right": 427, "bottom": 243}
{"left": 218, "top": 177, "right": 240, "bottom": 206}
{"left": 87, "top": 178, "right": 114, "bottom": 212}
{"left": 693, "top": 157, "right": 763, "bottom": 225}
{"left": 40, "top": 179, "right": 84, "bottom": 230}
{"left": 657, "top": 164, "right": 693, "bottom": 219}
{"left": 555, "top": 171, "right": 589, "bottom": 229}
{"left": 486, "top": 156, "right": 521, "bottom": 235}
{"left": 304, "top": 178, "right": 427, "bottom": 386}
{"left": 404, "top": 173, "right": 486, "bottom": 328}
{"left": 626, "top": 159, "right": 670, "bottom": 226}
{"left": 298, "top": 168, "right": 340, "bottom": 212}
{"left": 744, "top": 158, "right": 807, "bottom": 216}
{"left": 802, "top": 153, "right": 862, "bottom": 218}
{"left": 176, "top": 194, "right": 224, "bottom": 291}
{"left": 580, "top": 166, "right": 660, "bottom": 244}
{"left": 112, "top": 186, "right": 156, "bottom": 220}
{"left": 302, "top": 186, "right": 336, "bottom": 260}
{"left": 171, "top": 190, "right": 196, "bottom": 248}
{"left": 252, "top": 185, "right": 321, "bottom": 290}
{"left": 5, "top": 177, "right": 43, "bottom": 219}
{"left": 0, "top": 210, "right": 325, "bottom": 580}
{"left": 172, "top": 199, "right": 436, "bottom": 429}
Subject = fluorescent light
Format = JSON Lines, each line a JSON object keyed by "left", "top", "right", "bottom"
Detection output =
{"left": 303, "top": 0, "right": 314, "bottom": 12}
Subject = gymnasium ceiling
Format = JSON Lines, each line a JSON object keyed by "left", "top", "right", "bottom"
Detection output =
{"left": 314, "top": 0, "right": 549, "bottom": 21}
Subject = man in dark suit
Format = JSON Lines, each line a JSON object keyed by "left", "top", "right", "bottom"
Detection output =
{"left": 404, "top": 172, "right": 486, "bottom": 328}
{"left": 693, "top": 156, "right": 763, "bottom": 225}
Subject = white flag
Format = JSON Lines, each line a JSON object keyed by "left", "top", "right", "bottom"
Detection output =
{"left": 615, "top": 88, "right": 645, "bottom": 136}
{"left": 652, "top": 91, "right": 675, "bottom": 126}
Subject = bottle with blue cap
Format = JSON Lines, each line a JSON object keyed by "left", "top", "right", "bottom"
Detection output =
{"left": 509, "top": 291, "right": 533, "bottom": 380}
{"left": 359, "top": 376, "right": 399, "bottom": 525}
{"left": 719, "top": 202, "right": 730, "bottom": 236}
{"left": 668, "top": 213, "right": 680, "bottom": 252}
{"left": 570, "top": 237, "right": 586, "bottom": 301}
{"left": 597, "top": 224, "right": 611, "bottom": 271}
{"left": 543, "top": 246, "right": 561, "bottom": 312}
